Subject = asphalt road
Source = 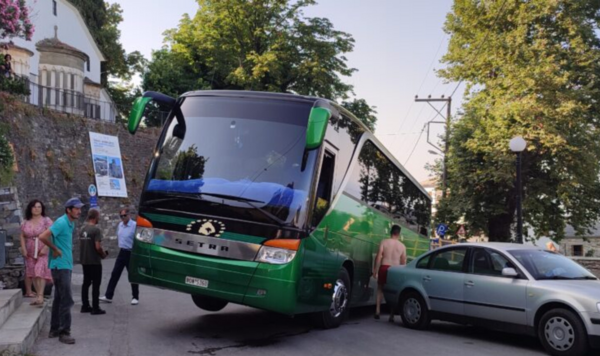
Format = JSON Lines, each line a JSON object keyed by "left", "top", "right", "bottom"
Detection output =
{"left": 32, "top": 259, "right": 553, "bottom": 356}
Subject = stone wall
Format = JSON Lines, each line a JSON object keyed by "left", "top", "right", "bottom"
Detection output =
{"left": 0, "top": 93, "right": 160, "bottom": 288}
{"left": 572, "top": 258, "right": 600, "bottom": 277}
{"left": 0, "top": 187, "right": 25, "bottom": 289}
{"left": 560, "top": 237, "right": 600, "bottom": 257}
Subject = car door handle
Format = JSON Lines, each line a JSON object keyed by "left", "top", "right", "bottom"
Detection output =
{"left": 423, "top": 276, "right": 431, "bottom": 282}
{"left": 465, "top": 281, "right": 474, "bottom": 287}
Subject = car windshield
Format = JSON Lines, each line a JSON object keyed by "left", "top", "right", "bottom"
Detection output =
{"left": 142, "top": 95, "right": 316, "bottom": 228}
{"left": 509, "top": 249, "right": 597, "bottom": 280}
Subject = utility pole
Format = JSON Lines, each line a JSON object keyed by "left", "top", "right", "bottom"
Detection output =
{"left": 415, "top": 95, "right": 451, "bottom": 198}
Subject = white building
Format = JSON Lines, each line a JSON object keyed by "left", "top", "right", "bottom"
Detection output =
{"left": 3, "top": 0, "right": 116, "bottom": 121}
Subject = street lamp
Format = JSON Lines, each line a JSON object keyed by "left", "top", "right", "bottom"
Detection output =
{"left": 509, "top": 136, "right": 527, "bottom": 244}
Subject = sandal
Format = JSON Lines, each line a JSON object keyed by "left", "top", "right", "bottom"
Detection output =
{"left": 30, "top": 300, "right": 43, "bottom": 306}
{"left": 24, "top": 293, "right": 36, "bottom": 298}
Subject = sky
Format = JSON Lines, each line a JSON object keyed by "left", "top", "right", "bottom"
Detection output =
{"left": 109, "top": 0, "right": 465, "bottom": 183}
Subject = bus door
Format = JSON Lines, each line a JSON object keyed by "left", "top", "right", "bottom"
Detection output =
{"left": 300, "top": 143, "right": 338, "bottom": 309}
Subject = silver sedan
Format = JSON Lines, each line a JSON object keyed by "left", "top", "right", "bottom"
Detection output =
{"left": 383, "top": 243, "right": 600, "bottom": 356}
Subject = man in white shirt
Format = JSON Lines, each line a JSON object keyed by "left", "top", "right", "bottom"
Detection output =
{"left": 100, "top": 209, "right": 139, "bottom": 305}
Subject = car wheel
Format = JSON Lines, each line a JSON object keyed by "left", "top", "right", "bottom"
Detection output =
{"left": 311, "top": 268, "right": 351, "bottom": 329}
{"left": 538, "top": 308, "right": 589, "bottom": 356}
{"left": 400, "top": 291, "right": 430, "bottom": 330}
{"left": 191, "top": 295, "right": 229, "bottom": 312}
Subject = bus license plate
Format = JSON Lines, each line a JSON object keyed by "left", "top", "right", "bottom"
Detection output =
{"left": 185, "top": 276, "right": 209, "bottom": 288}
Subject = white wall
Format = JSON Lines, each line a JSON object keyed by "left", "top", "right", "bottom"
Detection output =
{"left": 10, "top": 0, "right": 104, "bottom": 83}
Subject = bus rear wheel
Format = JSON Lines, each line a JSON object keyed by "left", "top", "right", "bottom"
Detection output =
{"left": 311, "top": 268, "right": 351, "bottom": 329}
{"left": 191, "top": 295, "right": 229, "bottom": 312}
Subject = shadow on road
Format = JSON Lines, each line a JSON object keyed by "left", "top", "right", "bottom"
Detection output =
{"left": 148, "top": 302, "right": 578, "bottom": 356}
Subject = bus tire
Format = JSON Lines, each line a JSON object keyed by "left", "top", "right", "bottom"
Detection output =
{"left": 191, "top": 295, "right": 229, "bottom": 312}
{"left": 311, "top": 268, "right": 352, "bottom": 329}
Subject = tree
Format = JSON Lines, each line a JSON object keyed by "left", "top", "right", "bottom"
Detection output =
{"left": 341, "top": 98, "right": 377, "bottom": 132}
{"left": 435, "top": 0, "right": 600, "bottom": 241}
{"left": 106, "top": 80, "right": 141, "bottom": 124}
{"left": 142, "top": 49, "right": 201, "bottom": 99}
{"left": 0, "top": 0, "right": 34, "bottom": 40}
{"left": 142, "top": 0, "right": 377, "bottom": 129}
{"left": 67, "top": 1, "right": 145, "bottom": 85}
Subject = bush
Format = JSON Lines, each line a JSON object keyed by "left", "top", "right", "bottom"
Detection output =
{"left": 586, "top": 249, "right": 595, "bottom": 257}
{"left": 0, "top": 126, "right": 13, "bottom": 185}
{"left": 0, "top": 75, "right": 30, "bottom": 96}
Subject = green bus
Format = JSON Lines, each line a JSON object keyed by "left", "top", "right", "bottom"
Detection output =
{"left": 127, "top": 90, "right": 432, "bottom": 328}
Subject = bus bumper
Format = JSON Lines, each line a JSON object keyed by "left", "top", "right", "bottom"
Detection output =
{"left": 130, "top": 241, "right": 300, "bottom": 315}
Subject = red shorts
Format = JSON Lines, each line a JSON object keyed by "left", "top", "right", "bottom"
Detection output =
{"left": 378, "top": 265, "right": 391, "bottom": 285}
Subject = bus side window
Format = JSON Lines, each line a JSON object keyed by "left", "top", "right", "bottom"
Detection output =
{"left": 312, "top": 151, "right": 335, "bottom": 227}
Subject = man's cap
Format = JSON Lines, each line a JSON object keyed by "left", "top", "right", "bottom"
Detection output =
{"left": 64, "top": 197, "right": 85, "bottom": 209}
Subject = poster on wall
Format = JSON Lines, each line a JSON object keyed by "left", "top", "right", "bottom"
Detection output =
{"left": 89, "top": 132, "right": 128, "bottom": 198}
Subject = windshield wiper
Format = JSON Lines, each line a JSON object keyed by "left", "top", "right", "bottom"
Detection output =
{"left": 143, "top": 191, "right": 288, "bottom": 227}
{"left": 143, "top": 191, "right": 263, "bottom": 205}
{"left": 570, "top": 276, "right": 598, "bottom": 280}
{"left": 540, "top": 275, "right": 597, "bottom": 280}
{"left": 186, "top": 192, "right": 288, "bottom": 227}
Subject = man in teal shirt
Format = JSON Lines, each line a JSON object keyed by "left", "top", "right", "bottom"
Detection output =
{"left": 39, "top": 198, "right": 83, "bottom": 345}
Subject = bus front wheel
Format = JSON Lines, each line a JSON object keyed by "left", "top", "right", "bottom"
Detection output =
{"left": 191, "top": 295, "right": 229, "bottom": 312}
{"left": 311, "top": 268, "right": 351, "bottom": 329}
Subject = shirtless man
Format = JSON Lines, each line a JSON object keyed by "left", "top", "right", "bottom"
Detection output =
{"left": 373, "top": 224, "right": 406, "bottom": 321}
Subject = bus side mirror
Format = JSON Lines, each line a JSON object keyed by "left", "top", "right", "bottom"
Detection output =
{"left": 128, "top": 97, "right": 152, "bottom": 135}
{"left": 128, "top": 91, "right": 177, "bottom": 135}
{"left": 306, "top": 107, "right": 331, "bottom": 149}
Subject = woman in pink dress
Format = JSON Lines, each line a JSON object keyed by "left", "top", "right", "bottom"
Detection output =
{"left": 19, "top": 200, "right": 53, "bottom": 306}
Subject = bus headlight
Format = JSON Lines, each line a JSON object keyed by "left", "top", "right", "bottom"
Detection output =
{"left": 135, "top": 228, "right": 154, "bottom": 243}
{"left": 255, "top": 246, "right": 296, "bottom": 265}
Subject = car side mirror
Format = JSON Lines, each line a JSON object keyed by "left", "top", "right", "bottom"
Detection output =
{"left": 502, "top": 267, "right": 519, "bottom": 278}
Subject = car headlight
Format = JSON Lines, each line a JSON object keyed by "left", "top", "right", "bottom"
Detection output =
{"left": 255, "top": 246, "right": 296, "bottom": 265}
{"left": 135, "top": 227, "right": 154, "bottom": 243}
{"left": 597, "top": 302, "right": 600, "bottom": 313}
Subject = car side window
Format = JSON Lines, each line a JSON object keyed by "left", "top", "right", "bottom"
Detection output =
{"left": 470, "top": 248, "right": 515, "bottom": 277}
{"left": 416, "top": 255, "right": 431, "bottom": 269}
{"left": 429, "top": 248, "right": 467, "bottom": 272}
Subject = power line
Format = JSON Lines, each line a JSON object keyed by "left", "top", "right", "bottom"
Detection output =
{"left": 394, "top": 35, "right": 447, "bottom": 139}
{"left": 404, "top": 107, "right": 447, "bottom": 166}
{"left": 403, "top": 0, "right": 510, "bottom": 166}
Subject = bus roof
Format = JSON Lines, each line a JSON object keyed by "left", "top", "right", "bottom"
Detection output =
{"left": 179, "top": 90, "right": 430, "bottom": 199}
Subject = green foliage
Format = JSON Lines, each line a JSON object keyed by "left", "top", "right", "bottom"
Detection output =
{"left": 435, "top": 0, "right": 600, "bottom": 241}
{"left": 67, "top": 0, "right": 145, "bottom": 85}
{"left": 0, "top": 75, "right": 30, "bottom": 96}
{"left": 586, "top": 249, "right": 595, "bottom": 258}
{"left": 142, "top": 0, "right": 377, "bottom": 130}
{"left": 341, "top": 98, "right": 377, "bottom": 132}
{"left": 159, "top": 0, "right": 354, "bottom": 98}
{"left": 143, "top": 49, "right": 201, "bottom": 99}
{"left": 107, "top": 80, "right": 141, "bottom": 124}
{"left": 0, "top": 123, "right": 14, "bottom": 185}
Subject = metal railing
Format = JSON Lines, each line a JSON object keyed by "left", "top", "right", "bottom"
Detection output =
{"left": 27, "top": 80, "right": 118, "bottom": 122}
{"left": 1, "top": 75, "right": 119, "bottom": 122}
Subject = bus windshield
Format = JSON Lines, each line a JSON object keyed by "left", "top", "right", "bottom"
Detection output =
{"left": 143, "top": 96, "right": 316, "bottom": 229}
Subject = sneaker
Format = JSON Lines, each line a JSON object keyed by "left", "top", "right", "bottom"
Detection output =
{"left": 91, "top": 308, "right": 106, "bottom": 315}
{"left": 131, "top": 298, "right": 139, "bottom": 305}
{"left": 99, "top": 296, "right": 112, "bottom": 303}
{"left": 80, "top": 305, "right": 93, "bottom": 313}
{"left": 48, "top": 330, "right": 60, "bottom": 338}
{"left": 59, "top": 334, "right": 76, "bottom": 345}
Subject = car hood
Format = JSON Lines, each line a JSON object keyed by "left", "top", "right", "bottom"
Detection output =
{"left": 534, "top": 280, "right": 600, "bottom": 299}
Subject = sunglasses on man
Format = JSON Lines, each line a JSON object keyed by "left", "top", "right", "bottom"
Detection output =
{"left": 120, "top": 214, "right": 128, "bottom": 218}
